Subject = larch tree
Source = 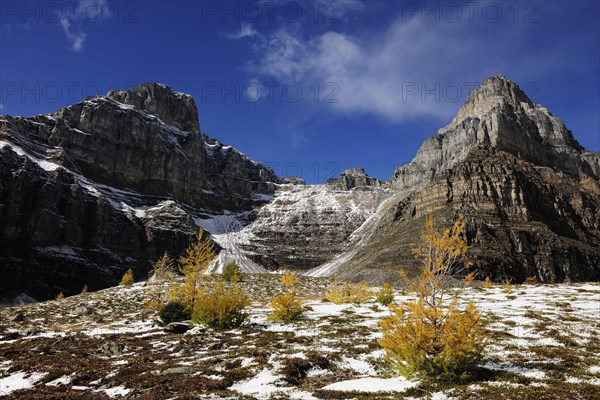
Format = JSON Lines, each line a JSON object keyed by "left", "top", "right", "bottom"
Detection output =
{"left": 270, "top": 270, "right": 303, "bottom": 322}
{"left": 146, "top": 251, "right": 176, "bottom": 310}
{"left": 380, "top": 213, "right": 487, "bottom": 382}
{"left": 119, "top": 268, "right": 135, "bottom": 286}
{"left": 176, "top": 228, "right": 216, "bottom": 310}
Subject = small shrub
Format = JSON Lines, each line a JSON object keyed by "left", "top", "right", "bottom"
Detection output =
{"left": 192, "top": 280, "right": 249, "bottom": 328}
{"left": 222, "top": 260, "right": 242, "bottom": 283}
{"left": 482, "top": 277, "right": 493, "bottom": 289}
{"left": 376, "top": 283, "right": 395, "bottom": 306}
{"left": 280, "top": 269, "right": 298, "bottom": 290}
{"left": 177, "top": 229, "right": 216, "bottom": 309}
{"left": 146, "top": 252, "right": 176, "bottom": 310}
{"left": 380, "top": 214, "right": 487, "bottom": 382}
{"left": 271, "top": 292, "right": 303, "bottom": 322}
{"left": 502, "top": 277, "right": 512, "bottom": 292}
{"left": 159, "top": 300, "right": 191, "bottom": 325}
{"left": 119, "top": 268, "right": 135, "bottom": 286}
{"left": 345, "top": 282, "right": 371, "bottom": 304}
{"left": 326, "top": 281, "right": 371, "bottom": 304}
{"left": 80, "top": 284, "right": 88, "bottom": 295}
{"left": 524, "top": 276, "right": 539, "bottom": 285}
{"left": 325, "top": 283, "right": 344, "bottom": 303}
{"left": 55, "top": 292, "right": 65, "bottom": 301}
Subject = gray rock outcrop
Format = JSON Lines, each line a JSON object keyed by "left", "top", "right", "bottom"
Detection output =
{"left": 227, "top": 184, "right": 390, "bottom": 271}
{"left": 328, "top": 168, "right": 383, "bottom": 190}
{"left": 106, "top": 83, "right": 200, "bottom": 132}
{"left": 0, "top": 83, "right": 282, "bottom": 300}
{"left": 392, "top": 76, "right": 598, "bottom": 192}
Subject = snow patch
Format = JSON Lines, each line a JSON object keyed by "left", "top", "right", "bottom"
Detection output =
{"left": 322, "top": 377, "right": 418, "bottom": 393}
{"left": 0, "top": 140, "right": 60, "bottom": 171}
{"left": 0, "top": 371, "right": 46, "bottom": 395}
{"left": 194, "top": 213, "right": 245, "bottom": 235}
{"left": 484, "top": 361, "right": 546, "bottom": 379}
{"left": 228, "top": 368, "right": 286, "bottom": 397}
{"left": 340, "top": 356, "right": 376, "bottom": 376}
{"left": 99, "top": 386, "right": 131, "bottom": 397}
{"left": 46, "top": 375, "right": 72, "bottom": 386}
{"left": 589, "top": 365, "right": 600, "bottom": 374}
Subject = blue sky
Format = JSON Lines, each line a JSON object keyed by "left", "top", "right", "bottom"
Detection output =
{"left": 1, "top": 0, "right": 599, "bottom": 183}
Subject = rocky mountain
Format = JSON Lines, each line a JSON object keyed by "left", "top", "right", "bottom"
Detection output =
{"left": 309, "top": 76, "right": 600, "bottom": 283}
{"left": 0, "top": 83, "right": 284, "bottom": 301}
{"left": 2, "top": 77, "right": 599, "bottom": 302}
{"left": 202, "top": 76, "right": 600, "bottom": 284}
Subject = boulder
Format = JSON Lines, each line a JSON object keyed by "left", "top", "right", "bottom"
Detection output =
{"left": 163, "top": 322, "right": 190, "bottom": 334}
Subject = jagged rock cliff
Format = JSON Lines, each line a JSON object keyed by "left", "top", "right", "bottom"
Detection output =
{"left": 392, "top": 76, "right": 598, "bottom": 192}
{"left": 311, "top": 76, "right": 600, "bottom": 283}
{"left": 328, "top": 168, "right": 384, "bottom": 190}
{"left": 0, "top": 83, "right": 282, "bottom": 300}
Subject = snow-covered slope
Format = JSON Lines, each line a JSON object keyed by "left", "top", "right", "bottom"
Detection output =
{"left": 1, "top": 278, "right": 598, "bottom": 398}
{"left": 199, "top": 183, "right": 390, "bottom": 273}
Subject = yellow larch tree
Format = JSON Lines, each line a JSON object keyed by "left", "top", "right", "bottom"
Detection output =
{"left": 380, "top": 213, "right": 487, "bottom": 382}
{"left": 175, "top": 228, "right": 216, "bottom": 310}
{"left": 146, "top": 251, "right": 176, "bottom": 310}
{"left": 270, "top": 269, "right": 303, "bottom": 322}
{"left": 119, "top": 268, "right": 135, "bottom": 286}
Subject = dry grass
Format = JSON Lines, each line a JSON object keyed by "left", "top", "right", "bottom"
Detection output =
{"left": 0, "top": 277, "right": 598, "bottom": 399}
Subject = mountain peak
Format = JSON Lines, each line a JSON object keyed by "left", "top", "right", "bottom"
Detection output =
{"left": 329, "top": 168, "right": 383, "bottom": 190}
{"left": 474, "top": 75, "right": 531, "bottom": 102}
{"left": 456, "top": 75, "right": 533, "bottom": 121}
{"left": 107, "top": 82, "right": 200, "bottom": 132}
{"left": 393, "top": 75, "right": 598, "bottom": 192}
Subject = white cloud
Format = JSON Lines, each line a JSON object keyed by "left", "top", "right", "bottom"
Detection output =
{"left": 291, "top": 132, "right": 310, "bottom": 147}
{"left": 242, "top": 4, "right": 576, "bottom": 123}
{"left": 245, "top": 18, "right": 482, "bottom": 121}
{"left": 224, "top": 22, "right": 260, "bottom": 40}
{"left": 59, "top": 0, "right": 110, "bottom": 52}
{"left": 248, "top": 27, "right": 312, "bottom": 81}
{"left": 59, "top": 17, "right": 87, "bottom": 51}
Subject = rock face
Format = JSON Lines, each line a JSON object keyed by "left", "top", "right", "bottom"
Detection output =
{"left": 205, "top": 183, "right": 390, "bottom": 274}
{"left": 392, "top": 77, "right": 596, "bottom": 192}
{"left": 106, "top": 83, "right": 200, "bottom": 132}
{"left": 311, "top": 76, "right": 600, "bottom": 283}
{"left": 328, "top": 168, "right": 384, "bottom": 190}
{"left": 0, "top": 83, "right": 282, "bottom": 300}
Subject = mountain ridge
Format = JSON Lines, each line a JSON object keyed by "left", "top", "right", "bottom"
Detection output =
{"left": 0, "top": 83, "right": 287, "bottom": 301}
{"left": 1, "top": 76, "right": 599, "bottom": 302}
